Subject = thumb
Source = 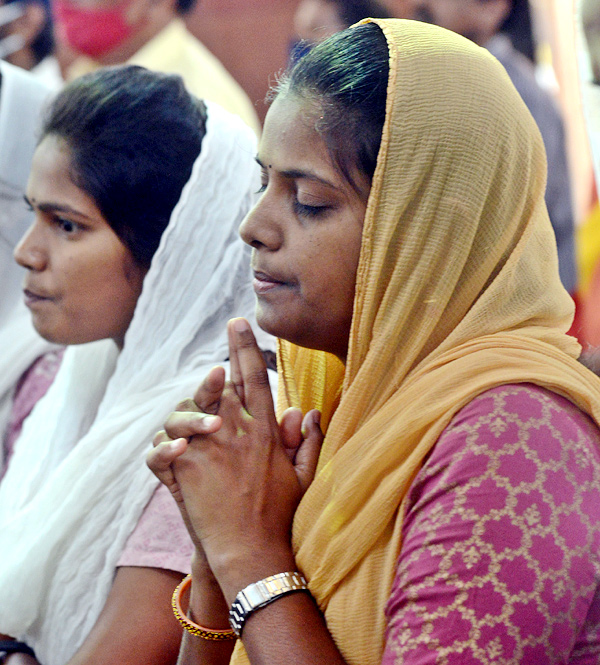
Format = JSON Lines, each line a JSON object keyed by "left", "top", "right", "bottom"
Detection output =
{"left": 294, "top": 410, "right": 323, "bottom": 493}
{"left": 279, "top": 407, "right": 303, "bottom": 461}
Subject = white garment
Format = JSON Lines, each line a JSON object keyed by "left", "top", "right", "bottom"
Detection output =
{"left": 0, "top": 101, "right": 270, "bottom": 665}
{"left": 0, "top": 62, "right": 55, "bottom": 456}
{"left": 0, "top": 61, "right": 52, "bottom": 323}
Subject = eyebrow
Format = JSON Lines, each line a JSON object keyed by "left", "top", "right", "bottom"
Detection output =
{"left": 255, "top": 156, "right": 340, "bottom": 190}
{"left": 24, "top": 195, "right": 93, "bottom": 220}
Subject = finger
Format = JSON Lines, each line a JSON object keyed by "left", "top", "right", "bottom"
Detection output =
{"left": 192, "top": 366, "right": 226, "bottom": 415}
{"left": 227, "top": 321, "right": 244, "bottom": 404}
{"left": 164, "top": 411, "right": 222, "bottom": 440}
{"left": 294, "top": 410, "right": 323, "bottom": 493}
{"left": 147, "top": 438, "right": 188, "bottom": 473}
{"left": 146, "top": 439, "right": 187, "bottom": 503}
{"left": 152, "top": 429, "right": 172, "bottom": 447}
{"left": 279, "top": 407, "right": 303, "bottom": 461}
{"left": 228, "top": 317, "right": 275, "bottom": 423}
{"left": 174, "top": 398, "right": 201, "bottom": 413}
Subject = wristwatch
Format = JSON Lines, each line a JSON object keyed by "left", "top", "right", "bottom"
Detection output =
{"left": 228, "top": 571, "right": 308, "bottom": 636}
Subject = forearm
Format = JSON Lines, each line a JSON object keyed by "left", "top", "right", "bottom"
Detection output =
{"left": 176, "top": 556, "right": 234, "bottom": 665}
{"left": 161, "top": 320, "right": 342, "bottom": 664}
{"left": 209, "top": 548, "right": 347, "bottom": 665}
{"left": 240, "top": 591, "right": 346, "bottom": 665}
{"left": 64, "top": 567, "right": 185, "bottom": 665}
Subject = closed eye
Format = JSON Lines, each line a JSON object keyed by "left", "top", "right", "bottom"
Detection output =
{"left": 293, "top": 200, "right": 332, "bottom": 218}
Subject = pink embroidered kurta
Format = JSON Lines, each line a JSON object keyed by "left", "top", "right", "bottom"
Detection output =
{"left": 383, "top": 383, "right": 600, "bottom": 664}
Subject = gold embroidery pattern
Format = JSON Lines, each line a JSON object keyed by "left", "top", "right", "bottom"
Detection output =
{"left": 384, "top": 385, "right": 600, "bottom": 664}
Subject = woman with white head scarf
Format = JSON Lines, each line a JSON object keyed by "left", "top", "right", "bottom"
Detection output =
{"left": 0, "top": 65, "right": 271, "bottom": 665}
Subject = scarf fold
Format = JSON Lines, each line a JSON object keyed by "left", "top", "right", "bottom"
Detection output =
{"left": 0, "top": 102, "right": 271, "bottom": 665}
{"left": 232, "top": 19, "right": 600, "bottom": 665}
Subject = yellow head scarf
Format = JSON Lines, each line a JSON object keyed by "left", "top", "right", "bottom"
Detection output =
{"left": 232, "top": 18, "right": 600, "bottom": 665}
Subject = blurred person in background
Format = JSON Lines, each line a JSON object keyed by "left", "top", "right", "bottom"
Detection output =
{"left": 391, "top": 0, "right": 577, "bottom": 296}
{"left": 0, "top": 0, "right": 53, "bottom": 70}
{"left": 54, "top": 0, "right": 260, "bottom": 132}
{"left": 292, "top": 0, "right": 391, "bottom": 51}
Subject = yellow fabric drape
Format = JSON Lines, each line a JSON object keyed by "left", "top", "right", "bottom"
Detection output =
{"left": 231, "top": 18, "right": 600, "bottom": 665}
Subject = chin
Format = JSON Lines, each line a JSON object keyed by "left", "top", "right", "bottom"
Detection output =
{"left": 31, "top": 318, "right": 59, "bottom": 344}
{"left": 255, "top": 309, "right": 312, "bottom": 353}
{"left": 33, "top": 326, "right": 70, "bottom": 345}
{"left": 255, "top": 302, "right": 294, "bottom": 337}
{"left": 32, "top": 322, "right": 93, "bottom": 346}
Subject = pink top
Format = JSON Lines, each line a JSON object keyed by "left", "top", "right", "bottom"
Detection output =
{"left": 383, "top": 383, "right": 600, "bottom": 664}
{"left": 3, "top": 351, "right": 193, "bottom": 574}
{"left": 2, "top": 348, "right": 65, "bottom": 474}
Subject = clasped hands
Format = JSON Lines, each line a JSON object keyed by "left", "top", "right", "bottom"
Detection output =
{"left": 147, "top": 317, "right": 322, "bottom": 582}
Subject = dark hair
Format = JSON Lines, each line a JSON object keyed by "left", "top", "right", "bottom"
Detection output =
{"left": 41, "top": 65, "right": 206, "bottom": 267}
{"left": 329, "top": 0, "right": 392, "bottom": 27}
{"left": 277, "top": 22, "right": 388, "bottom": 188}
{"left": 499, "top": 0, "right": 535, "bottom": 62}
{"left": 175, "top": 0, "right": 197, "bottom": 15}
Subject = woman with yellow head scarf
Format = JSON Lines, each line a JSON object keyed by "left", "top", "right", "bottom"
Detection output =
{"left": 148, "top": 18, "right": 600, "bottom": 665}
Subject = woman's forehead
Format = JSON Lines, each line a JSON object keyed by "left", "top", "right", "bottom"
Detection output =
{"left": 260, "top": 94, "right": 371, "bottom": 202}
{"left": 260, "top": 96, "right": 336, "bottom": 174}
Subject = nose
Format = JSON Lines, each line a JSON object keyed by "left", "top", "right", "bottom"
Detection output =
{"left": 14, "top": 221, "right": 47, "bottom": 272}
{"left": 239, "top": 193, "right": 284, "bottom": 252}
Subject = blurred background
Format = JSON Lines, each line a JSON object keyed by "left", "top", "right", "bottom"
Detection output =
{"left": 186, "top": 0, "right": 588, "bottom": 217}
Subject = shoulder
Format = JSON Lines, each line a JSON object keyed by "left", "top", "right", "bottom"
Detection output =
{"left": 133, "top": 20, "right": 260, "bottom": 133}
{"left": 423, "top": 382, "right": 600, "bottom": 483}
{"left": 400, "top": 382, "right": 600, "bottom": 592}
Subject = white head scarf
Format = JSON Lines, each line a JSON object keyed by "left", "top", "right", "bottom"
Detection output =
{"left": 0, "top": 62, "right": 55, "bottom": 449}
{"left": 0, "top": 101, "right": 270, "bottom": 665}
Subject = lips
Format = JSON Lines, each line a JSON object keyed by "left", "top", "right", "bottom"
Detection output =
{"left": 252, "top": 270, "right": 289, "bottom": 295}
{"left": 23, "top": 288, "right": 53, "bottom": 306}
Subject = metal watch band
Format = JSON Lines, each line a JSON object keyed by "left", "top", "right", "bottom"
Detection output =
{"left": 228, "top": 571, "right": 308, "bottom": 636}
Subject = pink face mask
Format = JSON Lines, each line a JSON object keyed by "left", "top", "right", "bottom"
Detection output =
{"left": 53, "top": 0, "right": 137, "bottom": 59}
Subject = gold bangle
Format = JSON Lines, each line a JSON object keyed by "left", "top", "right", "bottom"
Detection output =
{"left": 172, "top": 574, "right": 237, "bottom": 641}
